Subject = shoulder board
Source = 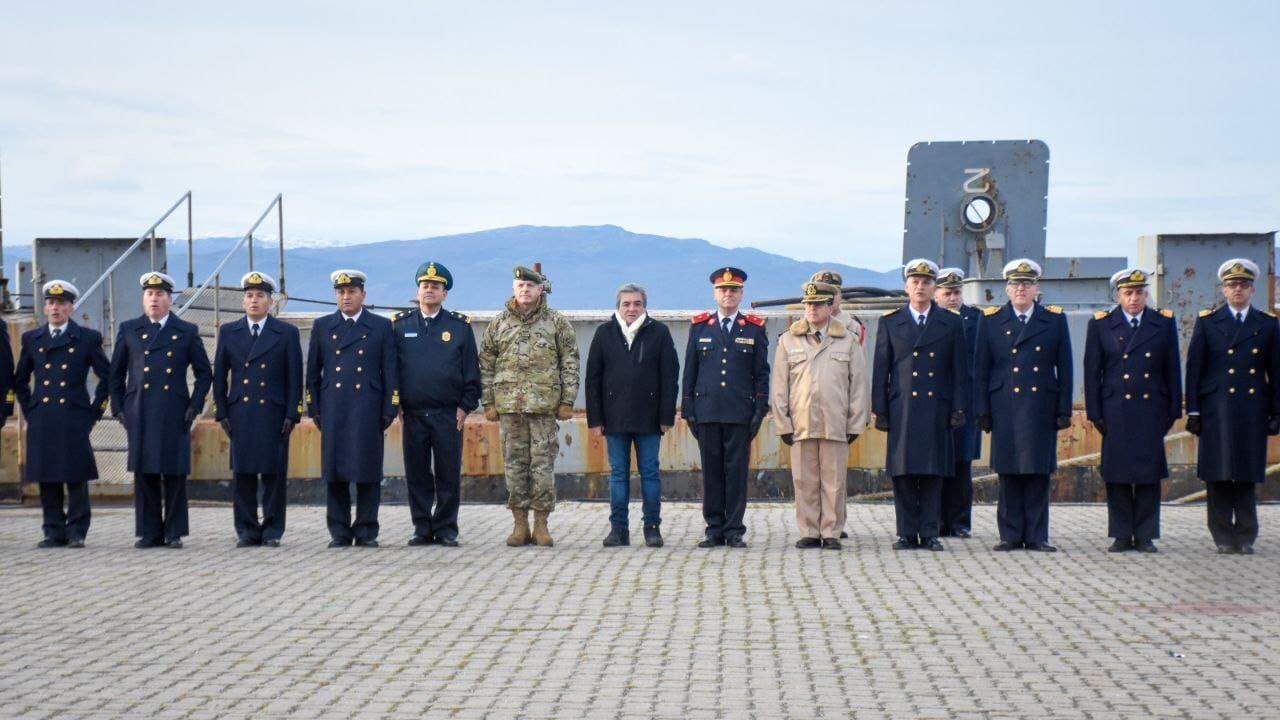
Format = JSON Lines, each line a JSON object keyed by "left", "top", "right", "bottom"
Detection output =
{"left": 1093, "top": 310, "right": 1108, "bottom": 320}
{"left": 882, "top": 308, "right": 897, "bottom": 317}
{"left": 1198, "top": 308, "right": 1212, "bottom": 318}
{"left": 692, "top": 311, "right": 712, "bottom": 324}
{"left": 450, "top": 310, "right": 470, "bottom": 323}
{"left": 1045, "top": 305, "right": 1063, "bottom": 314}
{"left": 947, "top": 307, "right": 960, "bottom": 315}
{"left": 744, "top": 314, "right": 765, "bottom": 327}
{"left": 1265, "top": 310, "right": 1276, "bottom": 318}
{"left": 1159, "top": 308, "right": 1173, "bottom": 318}
{"left": 394, "top": 310, "right": 412, "bottom": 320}
{"left": 982, "top": 306, "right": 1000, "bottom": 316}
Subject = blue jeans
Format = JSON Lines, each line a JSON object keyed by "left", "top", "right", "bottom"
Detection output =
{"left": 606, "top": 433, "right": 662, "bottom": 529}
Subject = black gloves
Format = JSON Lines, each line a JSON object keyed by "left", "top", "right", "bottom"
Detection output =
{"left": 1185, "top": 415, "right": 1201, "bottom": 436}
{"left": 949, "top": 410, "right": 966, "bottom": 430}
{"left": 1091, "top": 418, "right": 1106, "bottom": 436}
{"left": 686, "top": 419, "right": 698, "bottom": 436}
{"left": 115, "top": 413, "right": 127, "bottom": 428}
{"left": 282, "top": 418, "right": 296, "bottom": 437}
{"left": 183, "top": 408, "right": 198, "bottom": 431}
{"left": 748, "top": 413, "right": 764, "bottom": 439}
{"left": 1268, "top": 416, "right": 1280, "bottom": 436}
{"left": 874, "top": 416, "right": 889, "bottom": 432}
{"left": 312, "top": 415, "right": 322, "bottom": 432}
{"left": 847, "top": 433, "right": 858, "bottom": 445}
{"left": 381, "top": 415, "right": 394, "bottom": 431}
{"left": 1055, "top": 415, "right": 1071, "bottom": 430}
{"left": 219, "top": 419, "right": 232, "bottom": 436}
{"left": 978, "top": 415, "right": 992, "bottom": 432}
{"left": 780, "top": 433, "right": 794, "bottom": 446}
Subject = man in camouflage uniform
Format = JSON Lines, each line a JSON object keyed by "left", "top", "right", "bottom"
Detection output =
{"left": 480, "top": 266, "right": 580, "bottom": 547}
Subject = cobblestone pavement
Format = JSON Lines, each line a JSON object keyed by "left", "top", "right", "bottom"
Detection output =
{"left": 0, "top": 501, "right": 1276, "bottom": 719}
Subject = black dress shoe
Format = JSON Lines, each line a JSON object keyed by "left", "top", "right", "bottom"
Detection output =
{"left": 407, "top": 535, "right": 434, "bottom": 546}
{"left": 1025, "top": 542, "right": 1057, "bottom": 552}
{"left": 328, "top": 539, "right": 352, "bottom": 548}
{"left": 726, "top": 536, "right": 747, "bottom": 548}
{"left": 954, "top": 529, "right": 972, "bottom": 539}
{"left": 354, "top": 538, "right": 379, "bottom": 548}
{"left": 67, "top": 538, "right": 85, "bottom": 549}
{"left": 821, "top": 538, "right": 842, "bottom": 550}
{"left": 892, "top": 536, "right": 917, "bottom": 550}
{"left": 1134, "top": 540, "right": 1158, "bottom": 553}
{"left": 643, "top": 524, "right": 663, "bottom": 548}
{"left": 166, "top": 538, "right": 184, "bottom": 549}
{"left": 1216, "top": 544, "right": 1237, "bottom": 554}
{"left": 922, "top": 537, "right": 945, "bottom": 551}
{"left": 1107, "top": 539, "right": 1132, "bottom": 553}
{"left": 1239, "top": 544, "right": 1255, "bottom": 555}
{"left": 795, "top": 537, "right": 822, "bottom": 549}
{"left": 697, "top": 537, "right": 725, "bottom": 548}
{"left": 436, "top": 537, "right": 459, "bottom": 547}
{"left": 135, "top": 538, "right": 159, "bottom": 549}
{"left": 993, "top": 541, "right": 1019, "bottom": 551}
{"left": 602, "top": 528, "right": 630, "bottom": 547}
{"left": 839, "top": 531, "right": 849, "bottom": 539}
{"left": 37, "top": 538, "right": 67, "bottom": 548}
{"left": 262, "top": 539, "right": 281, "bottom": 548}
{"left": 236, "top": 538, "right": 261, "bottom": 548}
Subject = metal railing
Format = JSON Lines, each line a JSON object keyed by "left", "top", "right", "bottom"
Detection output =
{"left": 177, "top": 194, "right": 285, "bottom": 324}
{"left": 73, "top": 191, "right": 193, "bottom": 315}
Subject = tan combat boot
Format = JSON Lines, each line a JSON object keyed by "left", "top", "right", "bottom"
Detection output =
{"left": 506, "top": 508, "right": 532, "bottom": 547}
{"left": 532, "top": 510, "right": 554, "bottom": 547}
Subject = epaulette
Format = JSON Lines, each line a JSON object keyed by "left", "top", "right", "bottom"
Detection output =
{"left": 744, "top": 313, "right": 765, "bottom": 327}
{"left": 394, "top": 309, "right": 413, "bottom": 321}
{"left": 450, "top": 310, "right": 471, "bottom": 323}
{"left": 882, "top": 308, "right": 897, "bottom": 317}
{"left": 692, "top": 311, "right": 712, "bottom": 324}
{"left": 1265, "top": 310, "right": 1276, "bottom": 318}
{"left": 983, "top": 306, "right": 1000, "bottom": 316}
{"left": 1045, "top": 305, "right": 1063, "bottom": 314}
{"left": 1198, "top": 308, "right": 1213, "bottom": 318}
{"left": 1159, "top": 308, "right": 1173, "bottom": 318}
{"left": 1093, "top": 310, "right": 1108, "bottom": 320}
{"left": 947, "top": 307, "right": 960, "bottom": 315}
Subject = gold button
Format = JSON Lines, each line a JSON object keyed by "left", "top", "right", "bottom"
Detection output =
{"left": 42, "top": 380, "right": 49, "bottom": 386}
{"left": 1122, "top": 354, "right": 1128, "bottom": 360}
{"left": 1014, "top": 388, "right": 1020, "bottom": 393}
{"left": 721, "top": 359, "right": 727, "bottom": 365}
{"left": 243, "top": 379, "right": 249, "bottom": 385}
{"left": 720, "top": 381, "right": 726, "bottom": 387}
{"left": 1229, "top": 369, "right": 1235, "bottom": 374}
{"left": 913, "top": 351, "right": 919, "bottom": 357}
{"left": 335, "top": 350, "right": 341, "bottom": 355}
{"left": 260, "top": 399, "right": 266, "bottom": 404}
{"left": 245, "top": 362, "right": 250, "bottom": 367}
{"left": 1012, "top": 349, "right": 1018, "bottom": 354}
{"left": 336, "top": 383, "right": 342, "bottom": 388}
{"left": 1253, "top": 348, "right": 1259, "bottom": 354}
{"left": 1145, "top": 352, "right": 1151, "bottom": 358}
{"left": 59, "top": 381, "right": 65, "bottom": 387}
{"left": 928, "top": 372, "right": 934, "bottom": 377}
{"left": 167, "top": 352, "right": 173, "bottom": 357}
{"left": 1228, "top": 349, "right": 1234, "bottom": 355}
{"left": 1125, "top": 393, "right": 1131, "bottom": 399}
{"left": 44, "top": 363, "right": 51, "bottom": 369}
{"left": 929, "top": 352, "right": 935, "bottom": 357}
{"left": 1144, "top": 373, "right": 1150, "bottom": 379}
{"left": 261, "top": 363, "right": 266, "bottom": 368}
{"left": 1033, "top": 366, "right": 1039, "bottom": 372}
{"left": 68, "top": 348, "right": 74, "bottom": 353}
{"left": 1143, "top": 393, "right": 1149, "bottom": 399}
{"left": 912, "top": 371, "right": 918, "bottom": 377}
{"left": 1250, "top": 369, "right": 1257, "bottom": 375}
{"left": 260, "top": 382, "right": 266, "bottom": 387}
{"left": 166, "top": 368, "right": 172, "bottom": 374}
{"left": 335, "top": 366, "right": 342, "bottom": 372}
{"left": 355, "top": 384, "right": 361, "bottom": 390}
{"left": 144, "top": 367, "right": 150, "bottom": 372}
{"left": 243, "top": 396, "right": 249, "bottom": 402}
{"left": 1035, "top": 346, "right": 1041, "bottom": 352}
{"left": 1014, "top": 367, "right": 1020, "bottom": 373}
{"left": 163, "top": 385, "right": 169, "bottom": 391}
{"left": 912, "top": 391, "right": 918, "bottom": 397}
{"left": 358, "top": 349, "right": 364, "bottom": 355}
{"left": 1031, "top": 387, "right": 1038, "bottom": 392}
{"left": 357, "top": 367, "right": 363, "bottom": 372}
{"left": 721, "top": 370, "right": 727, "bottom": 375}
{"left": 1250, "top": 388, "right": 1256, "bottom": 395}
{"left": 927, "top": 391, "right": 933, "bottom": 397}
{"left": 144, "top": 383, "right": 150, "bottom": 389}
{"left": 1006, "top": 330, "right": 1012, "bottom": 335}
{"left": 144, "top": 350, "right": 150, "bottom": 356}
{"left": 59, "top": 398, "right": 65, "bottom": 404}
{"left": 1123, "top": 373, "right": 1129, "bottom": 380}
{"left": 332, "top": 334, "right": 338, "bottom": 340}
{"left": 42, "top": 397, "right": 49, "bottom": 403}
{"left": 1229, "top": 388, "right": 1236, "bottom": 393}
{"left": 61, "top": 364, "right": 67, "bottom": 370}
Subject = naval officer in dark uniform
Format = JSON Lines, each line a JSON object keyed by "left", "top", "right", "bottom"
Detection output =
{"left": 873, "top": 259, "right": 970, "bottom": 551}
{"left": 109, "top": 271, "right": 213, "bottom": 549}
{"left": 974, "top": 259, "right": 1073, "bottom": 552}
{"left": 16, "top": 280, "right": 110, "bottom": 547}
{"left": 934, "top": 266, "right": 982, "bottom": 538}
{"left": 213, "top": 271, "right": 302, "bottom": 548}
{"left": 393, "top": 261, "right": 480, "bottom": 547}
{"left": 1084, "top": 268, "right": 1182, "bottom": 553}
{"left": 682, "top": 267, "right": 770, "bottom": 549}
{"left": 1185, "top": 258, "right": 1280, "bottom": 555}
{"left": 307, "top": 269, "right": 399, "bottom": 547}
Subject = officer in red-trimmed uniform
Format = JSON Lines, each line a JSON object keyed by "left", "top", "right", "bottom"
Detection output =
{"left": 681, "top": 267, "right": 770, "bottom": 548}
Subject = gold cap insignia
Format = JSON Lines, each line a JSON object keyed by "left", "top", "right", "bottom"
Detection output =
{"left": 426, "top": 264, "right": 438, "bottom": 278}
{"left": 722, "top": 269, "right": 733, "bottom": 282}
{"left": 1232, "top": 263, "right": 1245, "bottom": 274}
{"left": 805, "top": 283, "right": 818, "bottom": 295}
{"left": 336, "top": 273, "right": 351, "bottom": 285}
{"left": 1017, "top": 262, "right": 1031, "bottom": 273}
{"left": 1129, "top": 270, "right": 1143, "bottom": 282}
{"left": 48, "top": 283, "right": 64, "bottom": 295}
{"left": 146, "top": 274, "right": 164, "bottom": 286}
{"left": 248, "top": 272, "right": 263, "bottom": 285}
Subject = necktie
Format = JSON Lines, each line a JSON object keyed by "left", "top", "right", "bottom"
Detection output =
{"left": 345, "top": 318, "right": 356, "bottom": 330}
{"left": 151, "top": 322, "right": 162, "bottom": 336}
{"left": 421, "top": 314, "right": 430, "bottom": 334}
{"left": 1130, "top": 318, "right": 1139, "bottom": 330}
{"left": 251, "top": 323, "right": 260, "bottom": 338}
{"left": 917, "top": 314, "right": 926, "bottom": 328}
{"left": 1237, "top": 311, "right": 1245, "bottom": 324}
{"left": 1018, "top": 314, "right": 1027, "bottom": 325}
{"left": 52, "top": 328, "right": 61, "bottom": 338}
{"left": 815, "top": 330, "right": 823, "bottom": 342}
{"left": 721, "top": 317, "right": 732, "bottom": 337}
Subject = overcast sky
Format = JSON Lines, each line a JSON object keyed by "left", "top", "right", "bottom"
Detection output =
{"left": 1, "top": 1, "right": 1276, "bottom": 270}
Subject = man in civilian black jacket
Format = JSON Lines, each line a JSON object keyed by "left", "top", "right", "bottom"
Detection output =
{"left": 392, "top": 261, "right": 480, "bottom": 547}
{"left": 585, "top": 283, "right": 679, "bottom": 548}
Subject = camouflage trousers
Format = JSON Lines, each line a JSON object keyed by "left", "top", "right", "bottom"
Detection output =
{"left": 499, "top": 413, "right": 559, "bottom": 512}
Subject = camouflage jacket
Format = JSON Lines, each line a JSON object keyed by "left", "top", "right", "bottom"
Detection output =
{"left": 480, "top": 296, "right": 580, "bottom": 414}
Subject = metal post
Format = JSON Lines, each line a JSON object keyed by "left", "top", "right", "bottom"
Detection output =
{"left": 277, "top": 195, "right": 285, "bottom": 295}
{"left": 0, "top": 152, "right": 11, "bottom": 311}
{"left": 247, "top": 232, "right": 254, "bottom": 271}
{"left": 214, "top": 272, "right": 220, "bottom": 329}
{"left": 186, "top": 193, "right": 194, "bottom": 288}
{"left": 149, "top": 229, "right": 157, "bottom": 271}
{"left": 106, "top": 271, "right": 115, "bottom": 342}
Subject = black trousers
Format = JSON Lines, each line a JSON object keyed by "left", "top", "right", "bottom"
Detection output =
{"left": 1106, "top": 482, "right": 1161, "bottom": 541}
{"left": 695, "top": 422, "right": 749, "bottom": 540}
{"left": 940, "top": 459, "right": 974, "bottom": 535}
{"left": 327, "top": 481, "right": 381, "bottom": 542}
{"left": 1205, "top": 481, "right": 1258, "bottom": 547}
{"left": 135, "top": 473, "right": 189, "bottom": 541}
{"left": 233, "top": 473, "right": 288, "bottom": 542}
{"left": 892, "top": 475, "right": 942, "bottom": 541}
{"left": 39, "top": 482, "right": 91, "bottom": 541}
{"left": 403, "top": 410, "right": 463, "bottom": 541}
{"left": 997, "top": 473, "right": 1050, "bottom": 545}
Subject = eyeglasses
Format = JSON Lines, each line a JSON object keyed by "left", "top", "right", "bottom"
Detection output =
{"left": 1006, "top": 281, "right": 1035, "bottom": 289}
{"left": 1224, "top": 280, "right": 1253, "bottom": 289}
